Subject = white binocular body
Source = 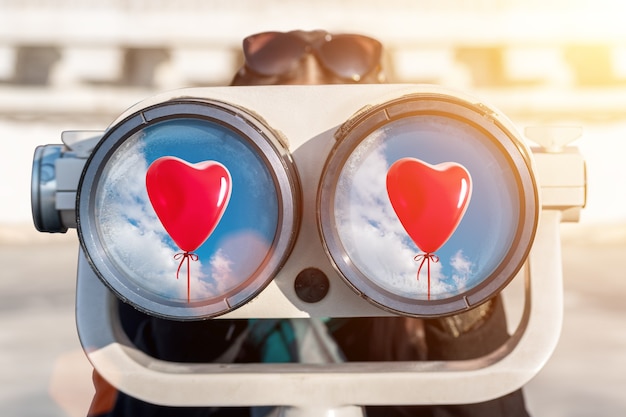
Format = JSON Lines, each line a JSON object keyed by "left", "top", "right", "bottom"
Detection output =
{"left": 31, "top": 84, "right": 586, "bottom": 409}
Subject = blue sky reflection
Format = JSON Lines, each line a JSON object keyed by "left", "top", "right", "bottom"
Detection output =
{"left": 95, "top": 118, "right": 279, "bottom": 303}
{"left": 335, "top": 115, "right": 521, "bottom": 300}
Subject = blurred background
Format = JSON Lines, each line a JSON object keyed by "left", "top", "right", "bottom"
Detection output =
{"left": 0, "top": 0, "right": 625, "bottom": 416}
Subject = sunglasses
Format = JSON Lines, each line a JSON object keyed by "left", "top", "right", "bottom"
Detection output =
{"left": 242, "top": 30, "right": 383, "bottom": 82}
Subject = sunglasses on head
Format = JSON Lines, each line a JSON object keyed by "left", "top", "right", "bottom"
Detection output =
{"left": 242, "top": 30, "right": 383, "bottom": 82}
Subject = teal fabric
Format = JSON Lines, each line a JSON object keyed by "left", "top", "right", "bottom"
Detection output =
{"left": 248, "top": 319, "right": 298, "bottom": 363}
{"left": 247, "top": 319, "right": 298, "bottom": 417}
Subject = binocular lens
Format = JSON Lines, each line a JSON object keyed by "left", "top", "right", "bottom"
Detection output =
{"left": 319, "top": 94, "right": 539, "bottom": 317}
{"left": 78, "top": 100, "right": 299, "bottom": 320}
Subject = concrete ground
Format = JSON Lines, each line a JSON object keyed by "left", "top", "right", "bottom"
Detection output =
{"left": 1, "top": 222, "right": 625, "bottom": 417}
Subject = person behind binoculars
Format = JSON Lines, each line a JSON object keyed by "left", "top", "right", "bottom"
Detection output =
{"left": 88, "top": 30, "right": 531, "bottom": 417}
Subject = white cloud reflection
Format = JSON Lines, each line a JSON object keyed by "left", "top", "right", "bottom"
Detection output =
{"left": 95, "top": 135, "right": 244, "bottom": 303}
{"left": 450, "top": 249, "right": 472, "bottom": 291}
{"left": 335, "top": 132, "right": 475, "bottom": 300}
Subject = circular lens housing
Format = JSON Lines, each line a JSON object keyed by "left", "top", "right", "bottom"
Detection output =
{"left": 78, "top": 99, "right": 300, "bottom": 320}
{"left": 318, "top": 92, "right": 538, "bottom": 317}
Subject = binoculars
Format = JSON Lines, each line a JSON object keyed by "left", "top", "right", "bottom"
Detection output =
{"left": 31, "top": 84, "right": 585, "bottom": 413}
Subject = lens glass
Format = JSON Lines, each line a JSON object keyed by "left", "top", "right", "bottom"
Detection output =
{"left": 94, "top": 118, "right": 279, "bottom": 305}
{"left": 334, "top": 114, "right": 520, "bottom": 301}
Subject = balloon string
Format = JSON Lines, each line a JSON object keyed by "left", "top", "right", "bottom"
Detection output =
{"left": 174, "top": 252, "right": 198, "bottom": 303}
{"left": 414, "top": 253, "right": 439, "bottom": 300}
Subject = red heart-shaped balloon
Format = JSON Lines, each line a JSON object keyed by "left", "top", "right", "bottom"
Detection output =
{"left": 386, "top": 157, "right": 472, "bottom": 254}
{"left": 146, "top": 157, "right": 231, "bottom": 252}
